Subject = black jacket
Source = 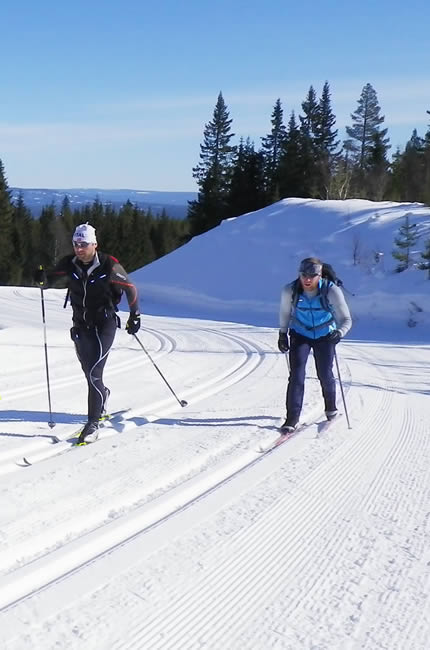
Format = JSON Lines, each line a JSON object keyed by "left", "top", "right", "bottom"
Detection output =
{"left": 46, "top": 251, "right": 139, "bottom": 327}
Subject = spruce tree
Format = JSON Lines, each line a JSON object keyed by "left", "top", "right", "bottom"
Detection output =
{"left": 261, "top": 98, "right": 287, "bottom": 202}
{"left": 188, "top": 92, "right": 235, "bottom": 237}
{"left": 389, "top": 130, "right": 425, "bottom": 201}
{"left": 279, "top": 111, "right": 306, "bottom": 197}
{"left": 11, "top": 193, "right": 34, "bottom": 284}
{"left": 314, "top": 81, "right": 340, "bottom": 197}
{"left": 228, "top": 138, "right": 266, "bottom": 217}
{"left": 298, "top": 85, "right": 319, "bottom": 196}
{"left": 392, "top": 212, "right": 419, "bottom": 272}
{"left": 0, "top": 159, "right": 14, "bottom": 284}
{"left": 365, "top": 130, "right": 390, "bottom": 200}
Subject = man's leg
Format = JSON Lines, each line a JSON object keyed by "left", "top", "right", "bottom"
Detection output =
{"left": 72, "top": 318, "right": 117, "bottom": 422}
{"left": 285, "top": 332, "right": 312, "bottom": 426}
{"left": 313, "top": 337, "right": 337, "bottom": 414}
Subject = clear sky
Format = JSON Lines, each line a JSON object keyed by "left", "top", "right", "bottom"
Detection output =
{"left": 1, "top": 0, "right": 429, "bottom": 191}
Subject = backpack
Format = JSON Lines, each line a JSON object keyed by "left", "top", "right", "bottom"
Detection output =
{"left": 291, "top": 262, "right": 343, "bottom": 312}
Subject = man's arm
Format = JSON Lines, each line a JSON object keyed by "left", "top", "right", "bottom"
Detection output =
{"left": 328, "top": 285, "right": 352, "bottom": 338}
{"left": 109, "top": 258, "right": 139, "bottom": 312}
{"left": 279, "top": 284, "right": 293, "bottom": 333}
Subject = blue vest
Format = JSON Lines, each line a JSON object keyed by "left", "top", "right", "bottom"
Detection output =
{"left": 291, "top": 278, "right": 335, "bottom": 339}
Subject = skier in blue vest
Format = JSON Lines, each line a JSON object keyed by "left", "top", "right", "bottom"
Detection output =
{"left": 278, "top": 257, "right": 352, "bottom": 432}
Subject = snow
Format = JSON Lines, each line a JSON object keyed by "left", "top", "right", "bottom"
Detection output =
{"left": 0, "top": 198, "right": 429, "bottom": 649}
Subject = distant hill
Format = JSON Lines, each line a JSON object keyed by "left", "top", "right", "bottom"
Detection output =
{"left": 10, "top": 187, "right": 197, "bottom": 219}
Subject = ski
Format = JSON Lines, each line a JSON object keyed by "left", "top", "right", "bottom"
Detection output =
{"left": 18, "top": 408, "right": 131, "bottom": 466}
{"left": 257, "top": 423, "right": 307, "bottom": 453}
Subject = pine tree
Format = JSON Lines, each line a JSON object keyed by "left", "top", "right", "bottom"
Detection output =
{"left": 11, "top": 193, "right": 34, "bottom": 284}
{"left": 365, "top": 130, "right": 391, "bottom": 200}
{"left": 345, "top": 83, "right": 390, "bottom": 172}
{"left": 188, "top": 92, "right": 235, "bottom": 237}
{"left": 389, "top": 130, "right": 425, "bottom": 201}
{"left": 392, "top": 212, "right": 419, "bottom": 272}
{"left": 228, "top": 138, "right": 266, "bottom": 217}
{"left": 314, "top": 81, "right": 340, "bottom": 197}
{"left": 278, "top": 111, "right": 306, "bottom": 197}
{"left": 0, "top": 159, "right": 14, "bottom": 284}
{"left": 298, "top": 85, "right": 319, "bottom": 196}
{"left": 261, "top": 98, "right": 287, "bottom": 201}
{"left": 38, "top": 204, "right": 57, "bottom": 269}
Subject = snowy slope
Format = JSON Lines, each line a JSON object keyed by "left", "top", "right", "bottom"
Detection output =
{"left": 132, "top": 197, "right": 430, "bottom": 339}
{"left": 0, "top": 199, "right": 429, "bottom": 649}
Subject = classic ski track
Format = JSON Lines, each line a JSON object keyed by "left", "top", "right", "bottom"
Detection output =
{"left": 0, "top": 326, "right": 269, "bottom": 584}
{"left": 1, "top": 324, "right": 172, "bottom": 403}
{"left": 105, "top": 344, "right": 429, "bottom": 650}
{"left": 2, "top": 344, "right": 427, "bottom": 649}
{"left": 0, "top": 342, "right": 350, "bottom": 619}
{"left": 0, "top": 324, "right": 267, "bottom": 474}
{"left": 0, "top": 326, "right": 174, "bottom": 469}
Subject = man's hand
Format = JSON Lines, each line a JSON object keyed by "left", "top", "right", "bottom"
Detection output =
{"left": 278, "top": 332, "right": 289, "bottom": 353}
{"left": 327, "top": 329, "right": 341, "bottom": 344}
{"left": 126, "top": 311, "right": 141, "bottom": 335}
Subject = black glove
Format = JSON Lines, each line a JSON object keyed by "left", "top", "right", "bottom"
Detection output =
{"left": 126, "top": 311, "right": 141, "bottom": 335}
{"left": 34, "top": 266, "right": 47, "bottom": 287}
{"left": 328, "top": 329, "right": 342, "bottom": 344}
{"left": 278, "top": 332, "right": 289, "bottom": 353}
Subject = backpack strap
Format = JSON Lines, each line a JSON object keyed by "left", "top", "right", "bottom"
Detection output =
{"left": 290, "top": 278, "right": 301, "bottom": 308}
{"left": 319, "top": 278, "right": 332, "bottom": 312}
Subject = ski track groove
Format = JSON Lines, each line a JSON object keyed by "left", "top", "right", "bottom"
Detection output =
{"left": 1, "top": 324, "right": 169, "bottom": 404}
{"left": 2, "top": 340, "right": 428, "bottom": 649}
{"left": 0, "top": 326, "right": 269, "bottom": 593}
{"left": 109, "top": 344, "right": 428, "bottom": 649}
{"left": 0, "top": 325, "right": 265, "bottom": 474}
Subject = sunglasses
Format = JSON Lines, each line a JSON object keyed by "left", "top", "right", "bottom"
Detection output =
{"left": 73, "top": 240, "right": 91, "bottom": 248}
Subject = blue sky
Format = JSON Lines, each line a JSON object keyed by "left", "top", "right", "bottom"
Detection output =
{"left": 1, "top": 0, "right": 429, "bottom": 191}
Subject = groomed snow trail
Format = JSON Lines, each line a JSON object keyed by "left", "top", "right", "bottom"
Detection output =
{"left": 0, "top": 291, "right": 429, "bottom": 649}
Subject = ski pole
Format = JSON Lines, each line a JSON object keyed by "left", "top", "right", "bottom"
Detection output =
{"left": 334, "top": 348, "right": 351, "bottom": 429}
{"left": 133, "top": 333, "right": 188, "bottom": 407}
{"left": 38, "top": 271, "right": 56, "bottom": 428}
{"left": 284, "top": 352, "right": 290, "bottom": 374}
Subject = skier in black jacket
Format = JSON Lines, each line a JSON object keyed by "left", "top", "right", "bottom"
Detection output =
{"left": 35, "top": 223, "right": 140, "bottom": 443}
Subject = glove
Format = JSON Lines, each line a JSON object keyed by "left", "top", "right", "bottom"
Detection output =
{"left": 34, "top": 266, "right": 47, "bottom": 287}
{"left": 126, "top": 311, "right": 141, "bottom": 335}
{"left": 278, "top": 332, "right": 289, "bottom": 353}
{"left": 328, "top": 329, "right": 342, "bottom": 344}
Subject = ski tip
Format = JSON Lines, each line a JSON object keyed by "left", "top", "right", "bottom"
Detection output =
{"left": 21, "top": 457, "right": 32, "bottom": 466}
{"left": 50, "top": 436, "right": 61, "bottom": 444}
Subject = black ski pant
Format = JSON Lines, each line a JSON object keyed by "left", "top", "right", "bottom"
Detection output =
{"left": 286, "top": 330, "right": 337, "bottom": 424}
{"left": 71, "top": 317, "right": 117, "bottom": 422}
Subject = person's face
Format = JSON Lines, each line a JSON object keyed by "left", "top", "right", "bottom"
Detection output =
{"left": 299, "top": 272, "right": 320, "bottom": 291}
{"left": 73, "top": 240, "right": 97, "bottom": 263}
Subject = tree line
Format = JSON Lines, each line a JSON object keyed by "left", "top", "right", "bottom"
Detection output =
{"left": 0, "top": 161, "right": 188, "bottom": 286}
{"left": 188, "top": 82, "right": 430, "bottom": 237}
{"left": 1, "top": 80, "right": 429, "bottom": 286}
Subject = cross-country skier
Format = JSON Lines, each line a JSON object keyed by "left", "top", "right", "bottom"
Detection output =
{"left": 34, "top": 223, "right": 140, "bottom": 443}
{"left": 278, "top": 257, "right": 352, "bottom": 433}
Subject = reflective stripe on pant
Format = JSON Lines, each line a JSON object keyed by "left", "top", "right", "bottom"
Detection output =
{"left": 286, "top": 330, "right": 336, "bottom": 422}
{"left": 71, "top": 317, "right": 117, "bottom": 421}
